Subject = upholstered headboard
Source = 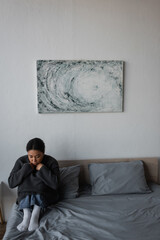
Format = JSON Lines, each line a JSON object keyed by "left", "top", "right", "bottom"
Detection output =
{"left": 58, "top": 157, "right": 159, "bottom": 185}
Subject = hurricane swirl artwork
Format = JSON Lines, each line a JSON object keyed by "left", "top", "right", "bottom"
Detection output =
{"left": 37, "top": 60, "right": 124, "bottom": 113}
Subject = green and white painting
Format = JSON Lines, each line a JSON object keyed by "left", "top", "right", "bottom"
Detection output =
{"left": 37, "top": 60, "right": 124, "bottom": 113}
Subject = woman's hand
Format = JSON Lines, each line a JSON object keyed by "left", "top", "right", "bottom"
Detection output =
{"left": 36, "top": 163, "right": 44, "bottom": 171}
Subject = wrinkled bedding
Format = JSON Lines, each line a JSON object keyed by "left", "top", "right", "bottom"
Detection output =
{"left": 3, "top": 183, "right": 160, "bottom": 240}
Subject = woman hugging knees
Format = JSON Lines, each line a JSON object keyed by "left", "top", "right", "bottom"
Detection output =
{"left": 8, "top": 138, "right": 60, "bottom": 232}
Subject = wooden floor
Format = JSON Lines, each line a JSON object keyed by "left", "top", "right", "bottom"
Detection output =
{"left": 0, "top": 223, "right": 6, "bottom": 240}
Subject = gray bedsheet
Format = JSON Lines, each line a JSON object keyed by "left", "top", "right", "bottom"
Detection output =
{"left": 3, "top": 183, "right": 160, "bottom": 240}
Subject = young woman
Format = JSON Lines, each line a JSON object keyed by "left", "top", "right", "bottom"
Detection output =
{"left": 8, "top": 138, "right": 60, "bottom": 232}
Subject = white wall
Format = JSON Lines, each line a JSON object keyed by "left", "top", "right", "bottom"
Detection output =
{"left": 0, "top": 0, "right": 160, "bottom": 221}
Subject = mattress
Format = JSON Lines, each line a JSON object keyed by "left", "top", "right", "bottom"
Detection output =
{"left": 3, "top": 183, "right": 160, "bottom": 240}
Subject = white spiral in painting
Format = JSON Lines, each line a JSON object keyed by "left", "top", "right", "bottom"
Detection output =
{"left": 37, "top": 60, "right": 123, "bottom": 113}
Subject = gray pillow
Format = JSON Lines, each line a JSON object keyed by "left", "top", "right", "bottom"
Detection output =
{"left": 88, "top": 161, "right": 151, "bottom": 195}
{"left": 59, "top": 165, "right": 80, "bottom": 199}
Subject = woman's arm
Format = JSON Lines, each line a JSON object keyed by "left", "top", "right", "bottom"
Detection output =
{"left": 36, "top": 160, "right": 59, "bottom": 190}
{"left": 8, "top": 159, "right": 33, "bottom": 188}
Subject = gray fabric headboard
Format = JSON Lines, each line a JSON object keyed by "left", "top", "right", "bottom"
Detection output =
{"left": 58, "top": 157, "right": 159, "bottom": 185}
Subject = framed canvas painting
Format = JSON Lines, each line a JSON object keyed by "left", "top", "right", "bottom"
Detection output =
{"left": 37, "top": 60, "right": 124, "bottom": 113}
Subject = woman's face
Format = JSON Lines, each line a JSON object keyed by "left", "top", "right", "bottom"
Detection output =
{"left": 28, "top": 150, "right": 44, "bottom": 166}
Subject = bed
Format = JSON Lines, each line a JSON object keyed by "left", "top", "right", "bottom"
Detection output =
{"left": 3, "top": 157, "right": 160, "bottom": 240}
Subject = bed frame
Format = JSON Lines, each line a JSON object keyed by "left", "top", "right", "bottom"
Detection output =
{"left": 58, "top": 157, "right": 159, "bottom": 185}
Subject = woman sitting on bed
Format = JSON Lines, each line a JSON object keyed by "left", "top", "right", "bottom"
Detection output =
{"left": 8, "top": 137, "right": 60, "bottom": 232}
